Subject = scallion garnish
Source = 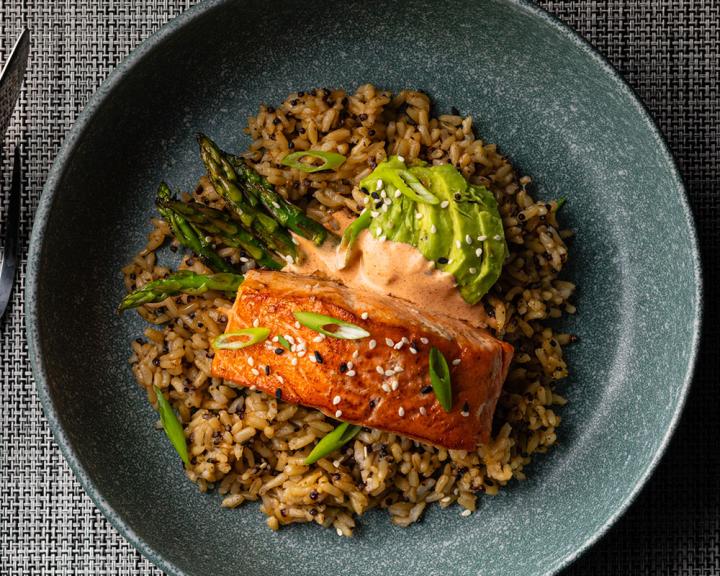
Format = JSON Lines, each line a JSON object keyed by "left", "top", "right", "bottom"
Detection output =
{"left": 337, "top": 208, "right": 373, "bottom": 267}
{"left": 429, "top": 347, "right": 452, "bottom": 412}
{"left": 212, "top": 328, "right": 270, "bottom": 350}
{"left": 280, "top": 150, "right": 346, "bottom": 173}
{"left": 304, "top": 421, "right": 362, "bottom": 465}
{"left": 153, "top": 386, "right": 190, "bottom": 466}
{"left": 293, "top": 311, "right": 370, "bottom": 340}
{"left": 277, "top": 334, "right": 292, "bottom": 351}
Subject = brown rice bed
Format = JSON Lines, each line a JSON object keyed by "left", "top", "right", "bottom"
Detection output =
{"left": 122, "top": 85, "right": 575, "bottom": 534}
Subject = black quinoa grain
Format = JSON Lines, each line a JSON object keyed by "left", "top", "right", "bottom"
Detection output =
{"left": 152, "top": 358, "right": 160, "bottom": 367}
{"left": 265, "top": 365, "right": 271, "bottom": 376}
{"left": 368, "top": 129, "right": 376, "bottom": 136}
{"left": 186, "top": 258, "right": 195, "bottom": 266}
{"left": 275, "top": 388, "right": 282, "bottom": 400}
{"left": 309, "top": 508, "right": 318, "bottom": 516}
{"left": 358, "top": 113, "right": 368, "bottom": 121}
{"left": 339, "top": 362, "right": 348, "bottom": 373}
{"left": 290, "top": 99, "right": 299, "bottom": 106}
{"left": 274, "top": 348, "right": 285, "bottom": 355}
{"left": 420, "top": 385, "right": 433, "bottom": 394}
{"left": 309, "top": 490, "right": 319, "bottom": 500}
{"left": 197, "top": 322, "right": 204, "bottom": 328}
{"left": 314, "top": 351, "right": 324, "bottom": 364}
{"left": 272, "top": 117, "right": 281, "bottom": 125}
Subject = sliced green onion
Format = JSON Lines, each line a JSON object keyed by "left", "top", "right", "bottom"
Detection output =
{"left": 304, "top": 421, "right": 361, "bottom": 465}
{"left": 212, "top": 328, "right": 270, "bottom": 350}
{"left": 277, "top": 334, "right": 292, "bottom": 350}
{"left": 429, "top": 347, "right": 452, "bottom": 412}
{"left": 293, "top": 311, "right": 370, "bottom": 340}
{"left": 337, "top": 208, "right": 373, "bottom": 267}
{"left": 153, "top": 386, "right": 190, "bottom": 466}
{"left": 281, "top": 150, "right": 346, "bottom": 173}
{"left": 397, "top": 169, "right": 438, "bottom": 204}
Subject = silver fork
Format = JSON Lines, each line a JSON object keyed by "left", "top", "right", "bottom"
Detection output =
{"left": 0, "top": 147, "right": 21, "bottom": 321}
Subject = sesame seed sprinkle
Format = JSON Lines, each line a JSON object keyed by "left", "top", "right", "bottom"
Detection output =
{"left": 415, "top": 212, "right": 423, "bottom": 219}
{"left": 475, "top": 247, "right": 483, "bottom": 257}
{"left": 285, "top": 255, "right": 294, "bottom": 265}
{"left": 376, "top": 366, "right": 385, "bottom": 375}
{"left": 440, "top": 200, "right": 449, "bottom": 208}
{"left": 493, "top": 234, "right": 502, "bottom": 241}
{"left": 369, "top": 339, "right": 377, "bottom": 350}
{"left": 430, "top": 224, "right": 437, "bottom": 234}
{"left": 394, "top": 189, "right": 402, "bottom": 198}
{"left": 272, "top": 336, "right": 279, "bottom": 342}
{"left": 247, "top": 357, "right": 255, "bottom": 366}
{"left": 382, "top": 382, "right": 391, "bottom": 392}
{"left": 291, "top": 358, "right": 298, "bottom": 366}
{"left": 375, "top": 226, "right": 383, "bottom": 236}
{"left": 391, "top": 379, "right": 399, "bottom": 391}
{"left": 409, "top": 347, "right": 418, "bottom": 355}
{"left": 240, "top": 257, "right": 249, "bottom": 263}
{"left": 312, "top": 335, "right": 324, "bottom": 343}
{"left": 251, "top": 368, "right": 260, "bottom": 377}
{"left": 398, "top": 407, "right": 405, "bottom": 417}
{"left": 397, "top": 155, "right": 405, "bottom": 162}
{"left": 419, "top": 406, "right": 427, "bottom": 416}
{"left": 346, "top": 370, "right": 356, "bottom": 377}
{"left": 384, "top": 369, "right": 394, "bottom": 377}
{"left": 460, "top": 509, "right": 472, "bottom": 517}
{"left": 371, "top": 211, "right": 379, "bottom": 217}
{"left": 376, "top": 179, "right": 384, "bottom": 191}
{"left": 420, "top": 337, "right": 429, "bottom": 345}
{"left": 465, "top": 234, "right": 473, "bottom": 244}
{"left": 361, "top": 312, "right": 369, "bottom": 320}
{"left": 469, "top": 267, "right": 477, "bottom": 274}
{"left": 347, "top": 362, "right": 354, "bottom": 370}
{"left": 385, "top": 338, "right": 394, "bottom": 347}
{"left": 335, "top": 410, "right": 343, "bottom": 418}
{"left": 309, "top": 354, "right": 317, "bottom": 363}
{"left": 381, "top": 204, "right": 389, "bottom": 213}
{"left": 333, "top": 395, "right": 341, "bottom": 405}
{"left": 380, "top": 190, "right": 387, "bottom": 198}
{"left": 253, "top": 318, "right": 260, "bottom": 327}
{"left": 452, "top": 358, "right": 461, "bottom": 366}
{"left": 394, "top": 341, "right": 404, "bottom": 350}
{"left": 294, "top": 321, "right": 301, "bottom": 329}
{"left": 455, "top": 240, "right": 462, "bottom": 249}
{"left": 477, "top": 235, "right": 487, "bottom": 241}
{"left": 352, "top": 350, "right": 359, "bottom": 359}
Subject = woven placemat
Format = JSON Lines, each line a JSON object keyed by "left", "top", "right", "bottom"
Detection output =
{"left": 1, "top": 1, "right": 717, "bottom": 574}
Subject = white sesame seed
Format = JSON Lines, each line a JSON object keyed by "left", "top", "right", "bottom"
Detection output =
{"left": 394, "top": 366, "right": 404, "bottom": 373}
{"left": 376, "top": 179, "right": 384, "bottom": 191}
{"left": 440, "top": 200, "right": 449, "bottom": 208}
{"left": 477, "top": 235, "right": 487, "bottom": 241}
{"left": 251, "top": 368, "right": 260, "bottom": 377}
{"left": 469, "top": 267, "right": 477, "bottom": 275}
{"left": 363, "top": 445, "right": 368, "bottom": 459}
{"left": 391, "top": 379, "right": 399, "bottom": 391}
{"left": 379, "top": 235, "right": 387, "bottom": 242}
{"left": 447, "top": 258, "right": 453, "bottom": 264}
{"left": 440, "top": 496, "right": 452, "bottom": 504}
{"left": 346, "top": 370, "right": 356, "bottom": 377}
{"left": 380, "top": 190, "right": 387, "bottom": 198}
{"left": 333, "top": 460, "right": 341, "bottom": 469}
{"left": 371, "top": 211, "right": 379, "bottom": 218}
{"left": 430, "top": 224, "right": 437, "bottom": 234}
{"left": 475, "top": 247, "right": 483, "bottom": 257}
{"left": 312, "top": 335, "right": 323, "bottom": 343}
{"left": 285, "top": 255, "right": 294, "bottom": 265}
{"left": 272, "top": 336, "right": 279, "bottom": 342}
{"left": 461, "top": 410, "right": 470, "bottom": 417}
{"left": 347, "top": 362, "right": 354, "bottom": 370}
{"left": 375, "top": 226, "right": 383, "bottom": 236}
{"left": 333, "top": 395, "right": 341, "bottom": 405}
{"left": 460, "top": 509, "right": 472, "bottom": 517}
{"left": 383, "top": 197, "right": 391, "bottom": 205}
{"left": 415, "top": 212, "right": 423, "bottom": 219}
{"left": 336, "top": 527, "right": 343, "bottom": 536}
{"left": 291, "top": 357, "right": 298, "bottom": 366}
{"left": 402, "top": 336, "right": 409, "bottom": 344}
{"left": 309, "top": 354, "right": 317, "bottom": 363}
{"left": 381, "top": 382, "right": 391, "bottom": 393}
{"left": 394, "top": 341, "right": 404, "bottom": 350}
{"left": 409, "top": 347, "right": 417, "bottom": 355}
{"left": 297, "top": 350, "right": 306, "bottom": 358}
{"left": 381, "top": 204, "right": 389, "bottom": 213}
{"left": 452, "top": 358, "right": 461, "bottom": 366}
{"left": 419, "top": 406, "right": 427, "bottom": 416}
{"left": 465, "top": 234, "right": 473, "bottom": 245}
{"left": 493, "top": 234, "right": 502, "bottom": 241}
{"left": 277, "top": 375, "right": 284, "bottom": 384}
{"left": 361, "top": 312, "right": 369, "bottom": 320}
{"left": 420, "top": 337, "right": 429, "bottom": 345}
{"left": 286, "top": 335, "right": 295, "bottom": 344}
{"left": 455, "top": 240, "right": 462, "bottom": 249}
{"left": 397, "top": 155, "right": 405, "bottom": 162}
{"left": 239, "top": 256, "right": 249, "bottom": 263}
{"left": 335, "top": 410, "right": 343, "bottom": 418}
{"left": 352, "top": 350, "right": 359, "bottom": 359}
{"left": 249, "top": 385, "right": 257, "bottom": 391}
{"left": 394, "top": 189, "right": 402, "bottom": 198}
{"left": 398, "top": 407, "right": 405, "bottom": 417}
{"left": 253, "top": 318, "right": 259, "bottom": 327}
{"left": 363, "top": 196, "right": 369, "bottom": 204}
{"left": 294, "top": 321, "right": 301, "bottom": 329}
{"left": 385, "top": 338, "right": 394, "bottom": 347}
{"left": 369, "top": 339, "right": 377, "bottom": 350}
{"left": 247, "top": 357, "right": 255, "bottom": 366}
{"left": 376, "top": 366, "right": 385, "bottom": 375}
{"left": 385, "top": 369, "right": 395, "bottom": 377}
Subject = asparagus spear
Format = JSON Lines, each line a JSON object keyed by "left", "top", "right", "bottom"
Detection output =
{"left": 156, "top": 182, "right": 237, "bottom": 273}
{"left": 230, "top": 156, "right": 329, "bottom": 245}
{"left": 157, "top": 198, "right": 283, "bottom": 270}
{"left": 119, "top": 271, "right": 243, "bottom": 311}
{"left": 197, "top": 135, "right": 297, "bottom": 260}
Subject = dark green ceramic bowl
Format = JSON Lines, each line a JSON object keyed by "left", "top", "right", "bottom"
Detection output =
{"left": 27, "top": 0, "right": 701, "bottom": 574}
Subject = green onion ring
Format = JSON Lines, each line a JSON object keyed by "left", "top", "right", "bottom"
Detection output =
{"left": 212, "top": 327, "right": 270, "bottom": 350}
{"left": 293, "top": 311, "right": 370, "bottom": 340}
{"left": 280, "top": 150, "right": 346, "bottom": 173}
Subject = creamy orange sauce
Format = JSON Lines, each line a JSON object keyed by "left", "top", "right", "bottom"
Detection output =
{"left": 286, "top": 221, "right": 489, "bottom": 328}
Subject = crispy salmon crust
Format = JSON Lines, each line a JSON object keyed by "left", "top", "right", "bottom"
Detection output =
{"left": 212, "top": 271, "right": 513, "bottom": 450}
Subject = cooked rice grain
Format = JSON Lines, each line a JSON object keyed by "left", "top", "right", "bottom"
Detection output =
{"left": 123, "top": 85, "right": 576, "bottom": 535}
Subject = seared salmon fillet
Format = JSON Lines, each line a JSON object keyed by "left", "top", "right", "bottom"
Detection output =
{"left": 212, "top": 271, "right": 513, "bottom": 450}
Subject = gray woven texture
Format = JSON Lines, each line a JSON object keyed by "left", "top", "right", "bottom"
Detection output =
{"left": 0, "top": 1, "right": 717, "bottom": 574}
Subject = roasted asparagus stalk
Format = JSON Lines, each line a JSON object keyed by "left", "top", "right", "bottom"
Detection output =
{"left": 119, "top": 271, "right": 243, "bottom": 311}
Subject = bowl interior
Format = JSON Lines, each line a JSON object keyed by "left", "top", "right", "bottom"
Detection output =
{"left": 28, "top": 0, "right": 700, "bottom": 575}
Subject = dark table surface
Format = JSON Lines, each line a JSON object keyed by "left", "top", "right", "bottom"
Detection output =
{"left": 1, "top": 1, "right": 718, "bottom": 574}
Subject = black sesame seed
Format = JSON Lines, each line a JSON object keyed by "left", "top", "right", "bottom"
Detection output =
{"left": 454, "top": 193, "right": 462, "bottom": 201}
{"left": 371, "top": 191, "right": 380, "bottom": 199}
{"left": 265, "top": 365, "right": 271, "bottom": 376}
{"left": 545, "top": 203, "right": 552, "bottom": 210}
{"left": 437, "top": 257, "right": 449, "bottom": 264}
{"left": 339, "top": 362, "right": 348, "bottom": 373}
{"left": 420, "top": 385, "right": 433, "bottom": 394}
{"left": 369, "top": 399, "right": 376, "bottom": 408}
{"left": 309, "top": 508, "right": 318, "bottom": 516}
{"left": 290, "top": 99, "right": 299, "bottom": 106}
{"left": 152, "top": 358, "right": 160, "bottom": 367}
{"left": 274, "top": 348, "right": 285, "bottom": 355}
{"left": 368, "top": 129, "right": 376, "bottom": 136}
{"left": 275, "top": 388, "right": 282, "bottom": 400}
{"left": 272, "top": 117, "right": 281, "bottom": 125}
{"left": 375, "top": 201, "right": 383, "bottom": 209}
{"left": 462, "top": 401, "right": 470, "bottom": 413}
{"left": 309, "top": 490, "right": 319, "bottom": 500}
{"left": 197, "top": 322, "right": 204, "bottom": 328}
{"left": 314, "top": 351, "right": 324, "bottom": 364}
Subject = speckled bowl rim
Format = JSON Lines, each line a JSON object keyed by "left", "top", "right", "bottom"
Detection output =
{"left": 26, "top": 1, "right": 702, "bottom": 574}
